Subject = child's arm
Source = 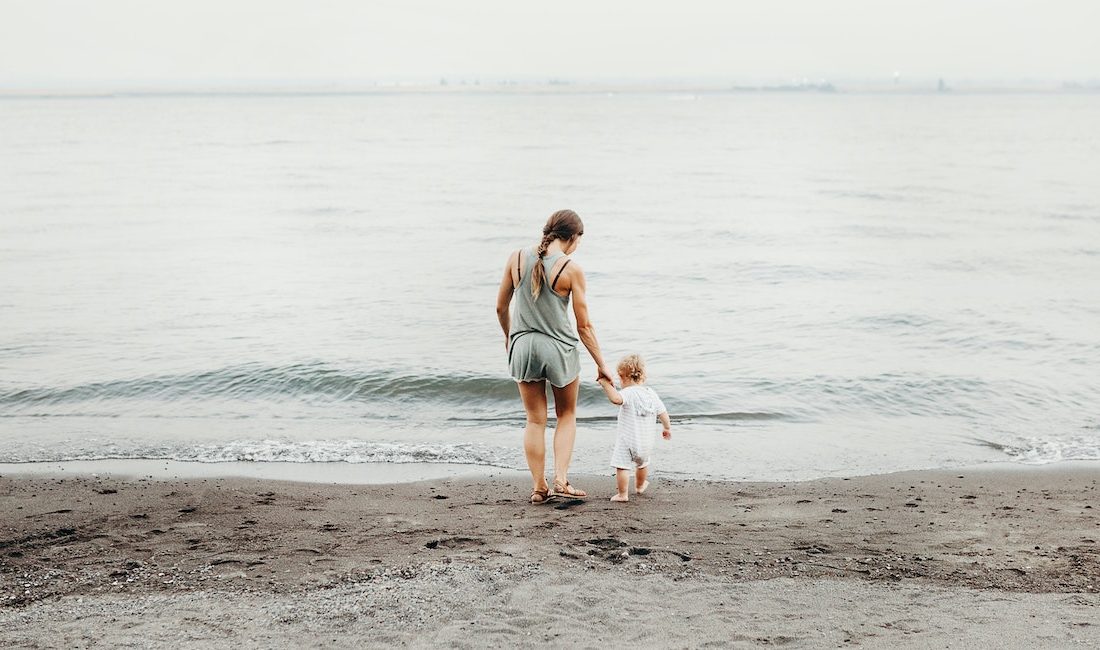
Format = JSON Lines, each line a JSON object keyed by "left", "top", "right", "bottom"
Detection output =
{"left": 658, "top": 411, "right": 672, "bottom": 439}
{"left": 596, "top": 377, "right": 624, "bottom": 405}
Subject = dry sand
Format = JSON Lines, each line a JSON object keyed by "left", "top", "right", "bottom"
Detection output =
{"left": 2, "top": 464, "right": 1098, "bottom": 648}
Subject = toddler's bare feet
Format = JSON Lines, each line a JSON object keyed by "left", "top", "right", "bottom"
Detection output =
{"left": 636, "top": 480, "right": 650, "bottom": 494}
{"left": 610, "top": 493, "right": 629, "bottom": 502}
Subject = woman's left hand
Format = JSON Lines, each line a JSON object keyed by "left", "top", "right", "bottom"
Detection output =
{"left": 596, "top": 365, "right": 615, "bottom": 383}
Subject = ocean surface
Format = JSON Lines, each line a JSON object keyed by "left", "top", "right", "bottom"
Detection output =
{"left": 1, "top": 89, "right": 1098, "bottom": 481}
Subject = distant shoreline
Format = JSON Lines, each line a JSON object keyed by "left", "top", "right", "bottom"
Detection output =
{"left": 3, "top": 81, "right": 1099, "bottom": 99}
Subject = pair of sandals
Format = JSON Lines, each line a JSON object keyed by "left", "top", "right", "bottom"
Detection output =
{"left": 531, "top": 480, "right": 587, "bottom": 504}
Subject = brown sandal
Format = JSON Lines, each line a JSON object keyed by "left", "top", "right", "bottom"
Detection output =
{"left": 530, "top": 487, "right": 551, "bottom": 505}
{"left": 552, "top": 480, "right": 587, "bottom": 499}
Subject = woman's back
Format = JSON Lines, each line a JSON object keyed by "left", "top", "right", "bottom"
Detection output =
{"left": 509, "top": 248, "right": 578, "bottom": 349}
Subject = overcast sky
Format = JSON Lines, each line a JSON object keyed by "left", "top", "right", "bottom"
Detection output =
{"left": 2, "top": 0, "right": 1097, "bottom": 87}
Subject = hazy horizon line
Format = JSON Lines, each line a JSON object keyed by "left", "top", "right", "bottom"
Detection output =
{"left": 3, "top": 75, "right": 1099, "bottom": 95}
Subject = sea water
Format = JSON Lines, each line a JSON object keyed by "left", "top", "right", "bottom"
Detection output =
{"left": 1, "top": 89, "right": 1098, "bottom": 481}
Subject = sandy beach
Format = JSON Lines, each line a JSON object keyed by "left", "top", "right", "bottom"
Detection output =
{"left": 2, "top": 464, "right": 1098, "bottom": 648}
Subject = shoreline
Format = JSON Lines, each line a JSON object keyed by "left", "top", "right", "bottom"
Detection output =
{"left": 0, "top": 459, "right": 525, "bottom": 485}
{"left": 2, "top": 457, "right": 1097, "bottom": 485}
{"left": 2, "top": 464, "right": 1098, "bottom": 646}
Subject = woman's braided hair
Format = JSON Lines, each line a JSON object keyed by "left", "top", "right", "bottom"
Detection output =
{"left": 530, "top": 209, "right": 583, "bottom": 299}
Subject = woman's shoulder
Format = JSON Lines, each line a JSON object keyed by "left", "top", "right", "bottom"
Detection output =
{"left": 557, "top": 256, "right": 584, "bottom": 281}
{"left": 506, "top": 246, "right": 536, "bottom": 270}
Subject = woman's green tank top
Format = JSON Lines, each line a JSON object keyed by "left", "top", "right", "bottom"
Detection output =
{"left": 508, "top": 248, "right": 579, "bottom": 348}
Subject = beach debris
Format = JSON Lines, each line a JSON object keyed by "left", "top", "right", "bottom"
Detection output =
{"left": 211, "top": 558, "right": 244, "bottom": 566}
{"left": 586, "top": 538, "right": 626, "bottom": 550}
{"left": 424, "top": 536, "right": 483, "bottom": 550}
{"left": 33, "top": 509, "right": 73, "bottom": 516}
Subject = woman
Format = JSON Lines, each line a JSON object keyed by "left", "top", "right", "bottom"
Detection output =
{"left": 496, "top": 209, "right": 614, "bottom": 504}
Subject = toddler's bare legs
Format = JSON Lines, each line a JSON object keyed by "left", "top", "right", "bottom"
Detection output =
{"left": 636, "top": 466, "right": 650, "bottom": 494}
{"left": 610, "top": 469, "right": 630, "bottom": 502}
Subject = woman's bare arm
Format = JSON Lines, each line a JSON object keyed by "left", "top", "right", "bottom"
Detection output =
{"left": 565, "top": 263, "right": 613, "bottom": 381}
{"left": 495, "top": 251, "right": 519, "bottom": 349}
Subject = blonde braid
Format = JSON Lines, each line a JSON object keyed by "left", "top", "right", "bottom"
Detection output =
{"left": 530, "top": 230, "right": 556, "bottom": 299}
{"left": 530, "top": 209, "right": 583, "bottom": 299}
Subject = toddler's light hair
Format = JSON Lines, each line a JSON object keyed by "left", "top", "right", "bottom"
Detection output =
{"left": 616, "top": 353, "right": 646, "bottom": 383}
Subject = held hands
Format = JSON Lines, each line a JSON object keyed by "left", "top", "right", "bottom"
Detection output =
{"left": 596, "top": 365, "right": 615, "bottom": 384}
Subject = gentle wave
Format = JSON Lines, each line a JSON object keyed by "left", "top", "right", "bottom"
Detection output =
{"left": 0, "top": 362, "right": 742, "bottom": 421}
{"left": 450, "top": 411, "right": 786, "bottom": 425}
{"left": 973, "top": 435, "right": 1100, "bottom": 464}
{"left": 3, "top": 362, "right": 1085, "bottom": 428}
{"left": 0, "top": 363, "right": 538, "bottom": 410}
{"left": 0, "top": 439, "right": 520, "bottom": 467}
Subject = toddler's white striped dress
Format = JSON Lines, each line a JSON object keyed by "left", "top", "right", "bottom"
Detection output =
{"left": 609, "top": 385, "right": 667, "bottom": 470}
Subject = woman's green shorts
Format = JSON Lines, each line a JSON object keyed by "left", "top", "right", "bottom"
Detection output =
{"left": 508, "top": 331, "right": 580, "bottom": 388}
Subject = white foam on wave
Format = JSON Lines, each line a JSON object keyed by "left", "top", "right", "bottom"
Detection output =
{"left": 996, "top": 435, "right": 1100, "bottom": 464}
{"left": 0, "top": 439, "right": 522, "bottom": 468}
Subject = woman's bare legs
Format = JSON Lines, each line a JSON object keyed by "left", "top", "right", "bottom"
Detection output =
{"left": 517, "top": 380, "right": 549, "bottom": 492}
{"left": 550, "top": 378, "right": 586, "bottom": 497}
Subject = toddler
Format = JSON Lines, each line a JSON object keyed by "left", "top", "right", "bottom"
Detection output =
{"left": 597, "top": 354, "right": 671, "bottom": 502}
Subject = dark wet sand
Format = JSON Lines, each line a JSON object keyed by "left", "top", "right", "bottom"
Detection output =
{"left": 2, "top": 465, "right": 1098, "bottom": 647}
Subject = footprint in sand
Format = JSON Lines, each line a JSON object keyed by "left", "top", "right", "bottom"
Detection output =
{"left": 425, "top": 536, "right": 484, "bottom": 550}
{"left": 794, "top": 543, "right": 831, "bottom": 555}
{"left": 586, "top": 538, "right": 626, "bottom": 550}
{"left": 583, "top": 538, "right": 629, "bottom": 564}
